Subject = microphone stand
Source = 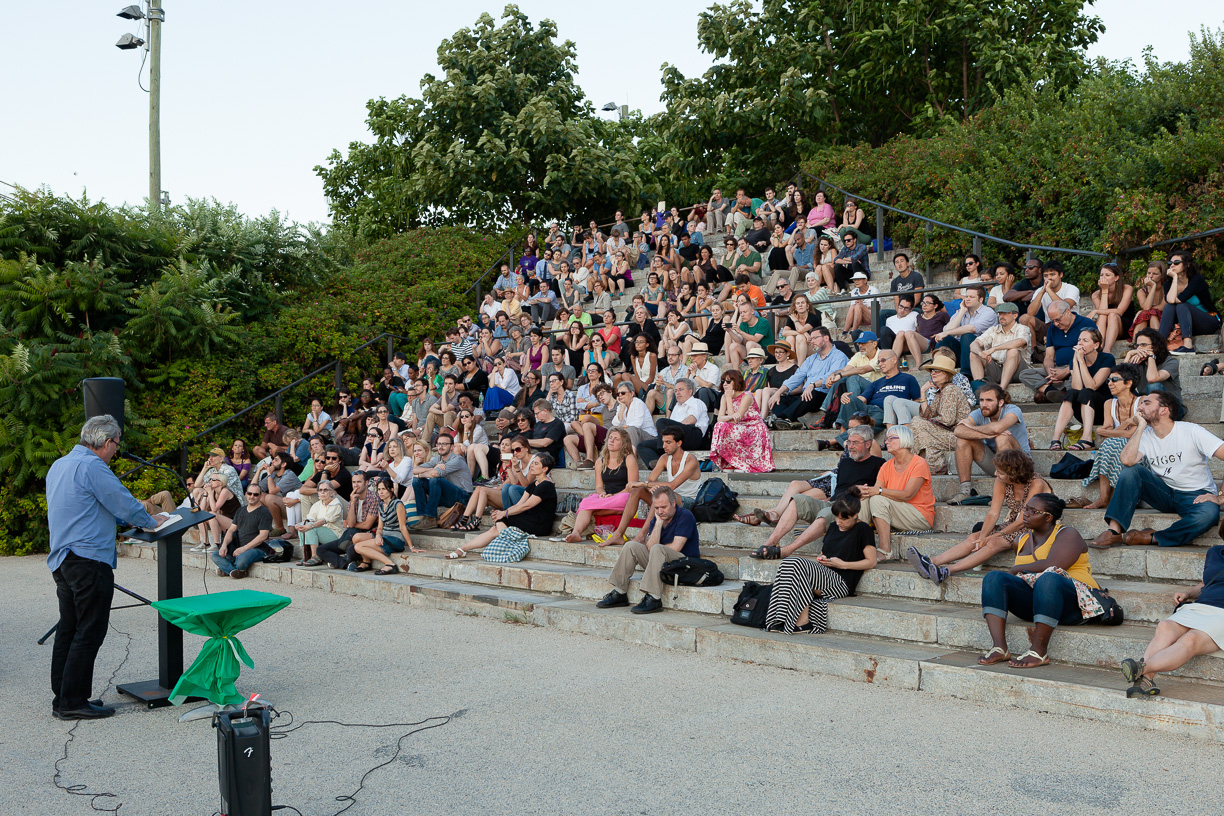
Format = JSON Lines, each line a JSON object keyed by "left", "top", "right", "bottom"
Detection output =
{"left": 120, "top": 450, "right": 200, "bottom": 512}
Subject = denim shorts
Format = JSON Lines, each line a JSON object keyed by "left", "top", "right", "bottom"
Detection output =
{"left": 381, "top": 535, "right": 406, "bottom": 554}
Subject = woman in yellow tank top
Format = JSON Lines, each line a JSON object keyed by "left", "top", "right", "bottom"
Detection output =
{"left": 978, "top": 493, "right": 1102, "bottom": 669}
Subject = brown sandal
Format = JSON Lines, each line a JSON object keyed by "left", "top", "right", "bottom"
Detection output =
{"left": 1065, "top": 496, "right": 1091, "bottom": 509}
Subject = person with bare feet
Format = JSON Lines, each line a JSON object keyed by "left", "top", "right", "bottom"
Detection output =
{"left": 978, "top": 493, "right": 1103, "bottom": 669}
{"left": 907, "top": 449, "right": 1049, "bottom": 585}
{"left": 597, "top": 429, "right": 700, "bottom": 547}
{"left": 565, "top": 429, "right": 639, "bottom": 543}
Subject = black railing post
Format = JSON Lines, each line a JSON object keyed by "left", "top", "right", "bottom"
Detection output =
{"left": 178, "top": 444, "right": 188, "bottom": 479}
{"left": 925, "top": 223, "right": 931, "bottom": 277}
{"left": 870, "top": 299, "right": 881, "bottom": 334}
{"left": 274, "top": 393, "right": 283, "bottom": 426}
{"left": 334, "top": 360, "right": 343, "bottom": 392}
{"left": 876, "top": 205, "right": 885, "bottom": 258}
{"left": 475, "top": 280, "right": 482, "bottom": 311}
{"left": 386, "top": 335, "right": 394, "bottom": 365}
{"left": 973, "top": 236, "right": 982, "bottom": 258}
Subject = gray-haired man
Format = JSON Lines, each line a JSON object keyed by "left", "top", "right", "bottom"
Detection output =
{"left": 636, "top": 378, "right": 710, "bottom": 467}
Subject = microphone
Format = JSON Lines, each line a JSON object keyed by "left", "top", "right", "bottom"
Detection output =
{"left": 121, "top": 451, "right": 200, "bottom": 511}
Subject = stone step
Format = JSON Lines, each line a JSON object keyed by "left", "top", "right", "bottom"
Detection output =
{"left": 407, "top": 527, "right": 1210, "bottom": 584}
{"left": 117, "top": 541, "right": 1224, "bottom": 742}
{"left": 767, "top": 426, "right": 1224, "bottom": 451}
{"left": 394, "top": 550, "right": 1222, "bottom": 683}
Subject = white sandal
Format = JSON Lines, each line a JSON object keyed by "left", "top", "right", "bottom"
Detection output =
{"left": 445, "top": 549, "right": 467, "bottom": 560}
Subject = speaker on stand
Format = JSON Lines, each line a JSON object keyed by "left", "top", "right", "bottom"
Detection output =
{"left": 83, "top": 377, "right": 127, "bottom": 432}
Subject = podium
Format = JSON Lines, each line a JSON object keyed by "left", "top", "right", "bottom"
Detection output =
{"left": 116, "top": 508, "right": 214, "bottom": 708}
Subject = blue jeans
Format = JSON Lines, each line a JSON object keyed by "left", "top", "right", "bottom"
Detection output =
{"left": 834, "top": 394, "right": 884, "bottom": 441}
{"left": 821, "top": 374, "right": 872, "bottom": 412}
{"left": 981, "top": 571, "right": 1085, "bottom": 628}
{"left": 1105, "top": 465, "right": 1218, "bottom": 547}
{"left": 211, "top": 547, "right": 268, "bottom": 575}
{"left": 936, "top": 333, "right": 975, "bottom": 376}
{"left": 501, "top": 483, "right": 525, "bottom": 509}
{"left": 413, "top": 477, "right": 472, "bottom": 519}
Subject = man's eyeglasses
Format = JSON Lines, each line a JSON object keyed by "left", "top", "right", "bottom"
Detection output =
{"left": 325, "top": 455, "right": 339, "bottom": 461}
{"left": 245, "top": 491, "right": 260, "bottom": 497}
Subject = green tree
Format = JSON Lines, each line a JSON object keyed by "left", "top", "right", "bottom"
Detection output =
{"left": 316, "top": 5, "right": 648, "bottom": 238}
{"left": 658, "top": 0, "right": 1104, "bottom": 187}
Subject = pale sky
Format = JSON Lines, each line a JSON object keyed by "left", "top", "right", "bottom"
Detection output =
{"left": 1, "top": 1, "right": 1219, "bottom": 226}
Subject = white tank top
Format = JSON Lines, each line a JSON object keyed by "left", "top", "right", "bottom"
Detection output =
{"left": 663, "top": 450, "right": 700, "bottom": 500}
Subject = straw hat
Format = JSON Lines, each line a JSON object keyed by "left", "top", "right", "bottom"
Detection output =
{"left": 766, "top": 342, "right": 793, "bottom": 357}
{"left": 690, "top": 341, "right": 710, "bottom": 354}
{"left": 921, "top": 357, "right": 959, "bottom": 375}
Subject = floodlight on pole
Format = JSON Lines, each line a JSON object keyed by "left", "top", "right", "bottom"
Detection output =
{"left": 117, "top": 4, "right": 144, "bottom": 19}
{"left": 113, "top": 1, "right": 165, "bottom": 211}
{"left": 115, "top": 33, "right": 145, "bottom": 49}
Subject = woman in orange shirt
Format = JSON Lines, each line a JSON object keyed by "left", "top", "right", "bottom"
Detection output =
{"left": 853, "top": 425, "right": 934, "bottom": 559}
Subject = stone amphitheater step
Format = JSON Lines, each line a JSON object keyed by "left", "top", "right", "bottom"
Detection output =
{"left": 117, "top": 540, "right": 1224, "bottom": 741}
{"left": 405, "top": 527, "right": 1210, "bottom": 584}
{"left": 392, "top": 546, "right": 1224, "bottom": 684}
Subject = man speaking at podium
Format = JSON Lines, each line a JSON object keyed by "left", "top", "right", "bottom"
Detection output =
{"left": 45, "top": 415, "right": 168, "bottom": 720}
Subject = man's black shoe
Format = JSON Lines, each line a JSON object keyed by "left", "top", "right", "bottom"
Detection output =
{"left": 596, "top": 590, "right": 629, "bottom": 609}
{"left": 87, "top": 701, "right": 116, "bottom": 715}
{"left": 54, "top": 705, "right": 115, "bottom": 720}
{"left": 631, "top": 594, "right": 663, "bottom": 614}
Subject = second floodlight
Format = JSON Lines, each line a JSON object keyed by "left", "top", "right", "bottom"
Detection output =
{"left": 115, "top": 33, "right": 145, "bottom": 49}
{"left": 117, "top": 4, "right": 144, "bottom": 19}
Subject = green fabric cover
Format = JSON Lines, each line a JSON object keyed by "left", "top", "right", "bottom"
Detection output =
{"left": 151, "top": 589, "right": 291, "bottom": 705}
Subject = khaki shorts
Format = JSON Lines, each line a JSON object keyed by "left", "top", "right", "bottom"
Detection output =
{"left": 793, "top": 494, "right": 831, "bottom": 524}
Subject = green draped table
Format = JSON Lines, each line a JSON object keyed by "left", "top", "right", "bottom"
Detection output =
{"left": 150, "top": 590, "right": 291, "bottom": 706}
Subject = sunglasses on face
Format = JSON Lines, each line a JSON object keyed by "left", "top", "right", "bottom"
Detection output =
{"left": 1107, "top": 376, "right": 1125, "bottom": 383}
{"left": 512, "top": 446, "right": 525, "bottom": 453}
{"left": 325, "top": 456, "right": 339, "bottom": 461}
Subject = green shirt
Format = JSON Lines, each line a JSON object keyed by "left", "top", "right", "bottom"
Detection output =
{"left": 739, "top": 317, "right": 774, "bottom": 349}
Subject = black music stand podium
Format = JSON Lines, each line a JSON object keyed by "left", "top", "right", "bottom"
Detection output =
{"left": 116, "top": 508, "right": 213, "bottom": 708}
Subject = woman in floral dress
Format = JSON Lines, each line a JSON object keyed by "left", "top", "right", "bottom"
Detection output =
{"left": 710, "top": 369, "right": 775, "bottom": 473}
{"left": 907, "top": 356, "right": 972, "bottom": 474}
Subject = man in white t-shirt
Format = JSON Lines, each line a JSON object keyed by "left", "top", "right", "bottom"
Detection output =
{"left": 637, "top": 378, "right": 710, "bottom": 466}
{"left": 1091, "top": 391, "right": 1224, "bottom": 549}
{"left": 1025, "top": 260, "right": 1080, "bottom": 344}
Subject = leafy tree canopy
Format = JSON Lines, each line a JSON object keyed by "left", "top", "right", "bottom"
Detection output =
{"left": 658, "top": 0, "right": 1104, "bottom": 189}
{"left": 316, "top": 5, "right": 651, "bottom": 239}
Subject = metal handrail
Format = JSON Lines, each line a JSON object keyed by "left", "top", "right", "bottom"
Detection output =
{"left": 461, "top": 245, "right": 516, "bottom": 300}
{"left": 119, "top": 331, "right": 410, "bottom": 480}
{"left": 1117, "top": 226, "right": 1224, "bottom": 255}
{"left": 798, "top": 171, "right": 1110, "bottom": 260}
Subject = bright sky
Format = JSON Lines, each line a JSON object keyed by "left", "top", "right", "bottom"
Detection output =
{"left": 2, "top": 1, "right": 1219, "bottom": 226}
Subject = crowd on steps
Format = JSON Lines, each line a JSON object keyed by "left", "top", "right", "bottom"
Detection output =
{"left": 145, "top": 183, "right": 1224, "bottom": 700}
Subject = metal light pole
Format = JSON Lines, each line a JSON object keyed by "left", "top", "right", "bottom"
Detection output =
{"left": 148, "top": 5, "right": 164, "bottom": 211}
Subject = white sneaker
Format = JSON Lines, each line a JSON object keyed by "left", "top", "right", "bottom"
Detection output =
{"left": 206, "top": 544, "right": 220, "bottom": 553}
{"left": 189, "top": 543, "right": 207, "bottom": 553}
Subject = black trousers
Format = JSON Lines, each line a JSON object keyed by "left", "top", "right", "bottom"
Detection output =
{"left": 318, "top": 527, "right": 364, "bottom": 569}
{"left": 638, "top": 419, "right": 707, "bottom": 466}
{"left": 51, "top": 552, "right": 115, "bottom": 711}
{"left": 771, "top": 391, "right": 827, "bottom": 420}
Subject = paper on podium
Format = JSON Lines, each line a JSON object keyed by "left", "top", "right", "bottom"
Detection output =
{"left": 143, "top": 513, "right": 183, "bottom": 533}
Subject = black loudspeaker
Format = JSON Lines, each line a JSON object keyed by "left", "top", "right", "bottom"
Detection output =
{"left": 83, "top": 377, "right": 126, "bottom": 434}
{"left": 215, "top": 707, "right": 273, "bottom": 816}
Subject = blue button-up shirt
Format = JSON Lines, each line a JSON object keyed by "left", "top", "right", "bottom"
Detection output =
{"left": 782, "top": 345, "right": 849, "bottom": 393}
{"left": 46, "top": 445, "right": 158, "bottom": 571}
{"left": 791, "top": 242, "right": 816, "bottom": 269}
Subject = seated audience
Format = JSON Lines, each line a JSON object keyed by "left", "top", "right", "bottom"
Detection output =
{"left": 351, "top": 477, "right": 420, "bottom": 575}
{"left": 316, "top": 471, "right": 380, "bottom": 570}
{"left": 1126, "top": 329, "right": 1181, "bottom": 403}
{"left": 709, "top": 370, "right": 774, "bottom": 473}
{"left": 763, "top": 492, "right": 878, "bottom": 635}
{"left": 210, "top": 483, "right": 273, "bottom": 579}
{"left": 907, "top": 449, "right": 1050, "bottom": 585}
{"left": 596, "top": 487, "right": 700, "bottom": 615}
{"left": 1088, "top": 263, "right": 1134, "bottom": 354}
{"left": 611, "top": 382, "right": 658, "bottom": 447}
{"left": 893, "top": 356, "right": 972, "bottom": 473}
{"left": 978, "top": 494, "right": 1103, "bottom": 669}
{"left": 286, "top": 480, "right": 346, "bottom": 566}
{"left": 601, "top": 428, "right": 702, "bottom": 546}
{"left": 894, "top": 293, "right": 950, "bottom": 369}
{"left": 409, "top": 433, "right": 474, "bottom": 531}
{"left": 1048, "top": 328, "right": 1115, "bottom": 451}
{"left": 1160, "top": 251, "right": 1218, "bottom": 355}
{"left": 1120, "top": 544, "right": 1224, "bottom": 698}
{"left": 638, "top": 378, "right": 710, "bottom": 467}
{"left": 950, "top": 384, "right": 1030, "bottom": 503}
{"left": 856, "top": 426, "right": 935, "bottom": 559}
{"left": 446, "top": 454, "right": 558, "bottom": 562}
{"left": 765, "top": 327, "right": 849, "bottom": 429}
{"left": 1090, "top": 392, "right": 1224, "bottom": 550}
{"left": 1018, "top": 299, "right": 1095, "bottom": 402}
{"left": 967, "top": 301, "right": 1030, "bottom": 389}
{"left": 565, "top": 429, "right": 640, "bottom": 543}
{"left": 226, "top": 439, "right": 252, "bottom": 488}
{"left": 933, "top": 286, "right": 996, "bottom": 376}
{"left": 253, "top": 412, "right": 288, "bottom": 461}
{"left": 1067, "top": 363, "right": 1141, "bottom": 510}
{"left": 453, "top": 437, "right": 533, "bottom": 531}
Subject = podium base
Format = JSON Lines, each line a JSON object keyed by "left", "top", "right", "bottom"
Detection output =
{"left": 117, "top": 679, "right": 203, "bottom": 709}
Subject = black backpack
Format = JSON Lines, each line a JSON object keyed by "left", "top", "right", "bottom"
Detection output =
{"left": 730, "top": 582, "right": 772, "bottom": 628}
{"left": 691, "top": 477, "right": 739, "bottom": 523}
{"left": 659, "top": 557, "right": 725, "bottom": 587}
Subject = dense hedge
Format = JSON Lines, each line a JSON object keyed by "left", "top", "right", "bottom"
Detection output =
{"left": 0, "top": 193, "right": 509, "bottom": 555}
{"left": 804, "top": 33, "right": 1224, "bottom": 286}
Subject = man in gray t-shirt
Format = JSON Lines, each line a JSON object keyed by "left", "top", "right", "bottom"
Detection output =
{"left": 409, "top": 433, "right": 473, "bottom": 530}
{"left": 949, "top": 384, "right": 1030, "bottom": 503}
{"left": 402, "top": 379, "right": 439, "bottom": 433}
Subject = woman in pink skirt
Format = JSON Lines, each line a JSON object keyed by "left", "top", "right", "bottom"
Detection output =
{"left": 710, "top": 370, "right": 775, "bottom": 473}
{"left": 564, "top": 428, "right": 640, "bottom": 542}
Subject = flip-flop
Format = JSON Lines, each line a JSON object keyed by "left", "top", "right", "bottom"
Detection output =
{"left": 1008, "top": 649, "right": 1050, "bottom": 669}
{"left": 445, "top": 549, "right": 467, "bottom": 559}
{"left": 978, "top": 646, "right": 1011, "bottom": 665}
{"left": 733, "top": 512, "right": 762, "bottom": 526}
